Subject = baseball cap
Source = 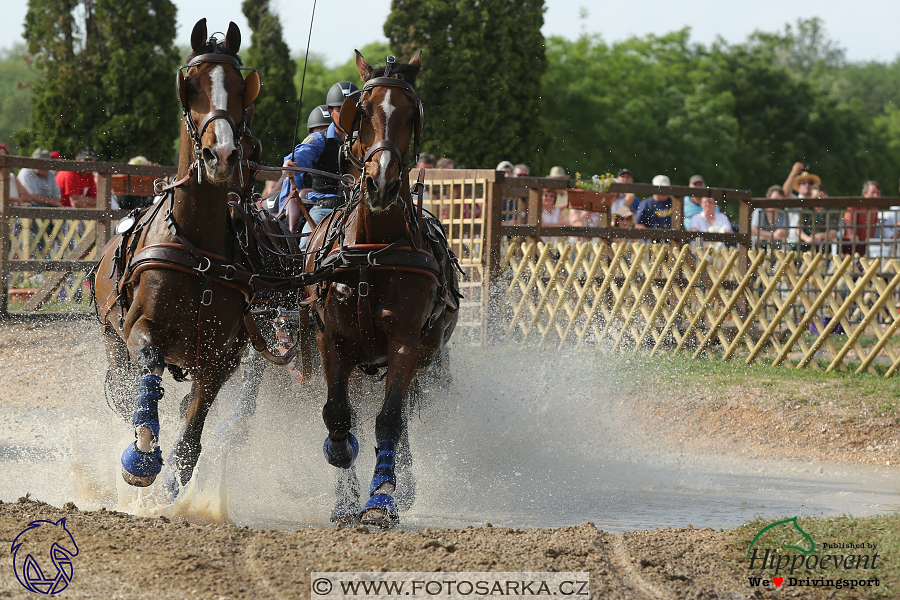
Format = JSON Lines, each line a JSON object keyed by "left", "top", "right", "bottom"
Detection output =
{"left": 652, "top": 174, "right": 671, "bottom": 187}
{"left": 689, "top": 174, "right": 705, "bottom": 185}
{"left": 32, "top": 147, "right": 51, "bottom": 160}
{"left": 613, "top": 206, "right": 634, "bottom": 217}
{"left": 76, "top": 147, "right": 97, "bottom": 160}
{"left": 617, "top": 168, "right": 633, "bottom": 177}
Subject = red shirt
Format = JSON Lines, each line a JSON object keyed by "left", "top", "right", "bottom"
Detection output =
{"left": 843, "top": 207, "right": 879, "bottom": 241}
{"left": 56, "top": 171, "right": 97, "bottom": 207}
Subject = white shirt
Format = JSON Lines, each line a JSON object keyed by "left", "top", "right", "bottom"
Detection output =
{"left": 690, "top": 212, "right": 732, "bottom": 233}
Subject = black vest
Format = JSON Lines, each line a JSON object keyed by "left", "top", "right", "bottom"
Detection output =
{"left": 311, "top": 136, "right": 341, "bottom": 195}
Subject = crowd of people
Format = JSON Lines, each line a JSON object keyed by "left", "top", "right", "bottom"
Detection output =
{"left": 4, "top": 121, "right": 898, "bottom": 258}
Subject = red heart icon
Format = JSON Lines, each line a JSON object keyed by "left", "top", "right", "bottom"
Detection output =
{"left": 773, "top": 577, "right": 784, "bottom": 587}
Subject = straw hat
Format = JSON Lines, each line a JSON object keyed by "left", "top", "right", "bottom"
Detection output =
{"left": 548, "top": 166, "right": 567, "bottom": 178}
{"left": 792, "top": 171, "right": 821, "bottom": 192}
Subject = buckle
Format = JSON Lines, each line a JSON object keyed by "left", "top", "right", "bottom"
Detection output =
{"left": 367, "top": 252, "right": 379, "bottom": 267}
{"left": 223, "top": 264, "right": 236, "bottom": 280}
{"left": 195, "top": 257, "right": 211, "bottom": 273}
{"left": 358, "top": 281, "right": 370, "bottom": 297}
{"left": 201, "top": 289, "right": 213, "bottom": 306}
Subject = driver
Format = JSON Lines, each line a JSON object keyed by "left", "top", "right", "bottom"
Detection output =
{"left": 279, "top": 80, "right": 359, "bottom": 249}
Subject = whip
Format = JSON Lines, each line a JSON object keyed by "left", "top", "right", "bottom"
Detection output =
{"left": 291, "top": 0, "right": 318, "bottom": 151}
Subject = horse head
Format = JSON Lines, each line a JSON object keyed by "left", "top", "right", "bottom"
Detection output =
{"left": 178, "top": 19, "right": 260, "bottom": 184}
{"left": 346, "top": 50, "right": 423, "bottom": 211}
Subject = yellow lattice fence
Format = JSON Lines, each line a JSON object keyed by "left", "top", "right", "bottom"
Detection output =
{"left": 7, "top": 217, "right": 97, "bottom": 306}
{"left": 501, "top": 240, "right": 900, "bottom": 376}
{"left": 421, "top": 178, "right": 488, "bottom": 342}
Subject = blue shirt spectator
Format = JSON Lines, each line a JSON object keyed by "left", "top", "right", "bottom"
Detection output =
{"left": 635, "top": 175, "right": 674, "bottom": 229}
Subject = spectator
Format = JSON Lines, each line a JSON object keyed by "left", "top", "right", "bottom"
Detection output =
{"left": 842, "top": 180, "right": 880, "bottom": 257}
{"left": 0, "top": 143, "right": 25, "bottom": 205}
{"left": 417, "top": 152, "right": 435, "bottom": 169}
{"left": 511, "top": 163, "right": 530, "bottom": 177}
{"left": 783, "top": 163, "right": 819, "bottom": 247}
{"left": 495, "top": 160, "right": 513, "bottom": 173}
{"left": 18, "top": 148, "right": 63, "bottom": 207}
{"left": 541, "top": 188, "right": 565, "bottom": 225}
{"left": 634, "top": 175, "right": 673, "bottom": 230}
{"left": 115, "top": 156, "right": 158, "bottom": 210}
{"left": 752, "top": 185, "right": 788, "bottom": 246}
{"left": 689, "top": 196, "right": 732, "bottom": 233}
{"left": 435, "top": 157, "right": 454, "bottom": 169}
{"left": 611, "top": 206, "right": 634, "bottom": 244}
{"left": 56, "top": 147, "right": 98, "bottom": 208}
{"left": 683, "top": 174, "right": 720, "bottom": 228}
{"left": 800, "top": 184, "right": 841, "bottom": 253}
{"left": 610, "top": 168, "right": 640, "bottom": 214}
{"left": 547, "top": 166, "right": 567, "bottom": 179}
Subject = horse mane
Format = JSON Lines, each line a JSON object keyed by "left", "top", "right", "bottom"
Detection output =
{"left": 368, "top": 62, "right": 420, "bottom": 86}
{"left": 185, "top": 40, "right": 243, "bottom": 66}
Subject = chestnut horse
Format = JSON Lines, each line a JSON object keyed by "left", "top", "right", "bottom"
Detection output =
{"left": 305, "top": 51, "right": 461, "bottom": 527}
{"left": 92, "top": 19, "right": 267, "bottom": 497}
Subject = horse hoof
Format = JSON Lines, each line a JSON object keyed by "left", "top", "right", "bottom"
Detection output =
{"left": 331, "top": 499, "right": 361, "bottom": 525}
{"left": 359, "top": 494, "right": 399, "bottom": 528}
{"left": 324, "top": 434, "right": 359, "bottom": 469}
{"left": 121, "top": 442, "right": 163, "bottom": 487}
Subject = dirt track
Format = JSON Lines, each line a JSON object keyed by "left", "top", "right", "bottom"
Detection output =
{"left": 0, "top": 319, "right": 895, "bottom": 599}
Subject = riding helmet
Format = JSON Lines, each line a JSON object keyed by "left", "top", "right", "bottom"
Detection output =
{"left": 307, "top": 104, "right": 331, "bottom": 131}
{"left": 326, "top": 81, "right": 360, "bottom": 108}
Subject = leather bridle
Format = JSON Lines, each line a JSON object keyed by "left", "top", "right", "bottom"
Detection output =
{"left": 341, "top": 62, "right": 424, "bottom": 176}
{"left": 175, "top": 50, "right": 261, "bottom": 181}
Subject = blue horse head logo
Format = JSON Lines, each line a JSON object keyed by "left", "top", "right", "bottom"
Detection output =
{"left": 10, "top": 518, "right": 79, "bottom": 594}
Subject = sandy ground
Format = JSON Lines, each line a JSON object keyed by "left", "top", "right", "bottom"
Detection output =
{"left": 0, "top": 319, "right": 894, "bottom": 599}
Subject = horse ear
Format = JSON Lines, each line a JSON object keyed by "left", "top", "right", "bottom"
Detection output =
{"left": 243, "top": 70, "right": 260, "bottom": 108}
{"left": 408, "top": 50, "right": 422, "bottom": 83}
{"left": 225, "top": 22, "right": 242, "bottom": 53}
{"left": 355, "top": 50, "right": 373, "bottom": 81}
{"left": 190, "top": 19, "right": 208, "bottom": 53}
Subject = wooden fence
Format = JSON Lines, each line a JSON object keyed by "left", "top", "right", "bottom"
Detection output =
{"left": 4, "top": 161, "right": 900, "bottom": 376}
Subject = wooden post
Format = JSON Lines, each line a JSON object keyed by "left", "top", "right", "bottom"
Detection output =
{"left": 96, "top": 173, "right": 112, "bottom": 247}
{"left": 0, "top": 160, "right": 9, "bottom": 317}
{"left": 482, "top": 172, "right": 505, "bottom": 345}
{"left": 739, "top": 199, "right": 751, "bottom": 275}
{"left": 671, "top": 194, "right": 684, "bottom": 231}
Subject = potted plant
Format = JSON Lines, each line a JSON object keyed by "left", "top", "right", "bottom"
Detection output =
{"left": 566, "top": 172, "right": 616, "bottom": 211}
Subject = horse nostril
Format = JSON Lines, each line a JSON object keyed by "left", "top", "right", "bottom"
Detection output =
{"left": 366, "top": 176, "right": 379, "bottom": 196}
{"left": 226, "top": 149, "right": 240, "bottom": 166}
{"left": 202, "top": 148, "right": 216, "bottom": 164}
{"left": 386, "top": 180, "right": 400, "bottom": 200}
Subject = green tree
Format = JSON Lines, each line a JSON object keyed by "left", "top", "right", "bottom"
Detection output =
{"left": 242, "top": 0, "right": 296, "bottom": 164}
{"left": 294, "top": 41, "right": 391, "bottom": 133}
{"left": 385, "top": 0, "right": 547, "bottom": 170}
{"left": 0, "top": 45, "right": 37, "bottom": 155}
{"left": 21, "top": 0, "right": 178, "bottom": 162}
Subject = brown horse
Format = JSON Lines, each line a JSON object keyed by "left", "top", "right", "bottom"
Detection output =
{"left": 92, "top": 19, "right": 265, "bottom": 497}
{"left": 305, "top": 51, "right": 460, "bottom": 526}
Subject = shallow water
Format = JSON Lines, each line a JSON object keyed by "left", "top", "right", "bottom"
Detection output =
{"left": 1, "top": 342, "right": 897, "bottom": 531}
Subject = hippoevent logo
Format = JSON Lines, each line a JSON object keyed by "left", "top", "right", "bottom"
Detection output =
{"left": 10, "top": 518, "right": 79, "bottom": 594}
{"left": 745, "top": 517, "right": 881, "bottom": 591}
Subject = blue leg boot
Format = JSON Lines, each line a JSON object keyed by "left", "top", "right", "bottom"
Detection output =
{"left": 323, "top": 434, "right": 359, "bottom": 469}
{"left": 359, "top": 440, "right": 399, "bottom": 528}
{"left": 121, "top": 375, "right": 164, "bottom": 487}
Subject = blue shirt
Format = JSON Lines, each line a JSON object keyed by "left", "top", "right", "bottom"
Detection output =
{"left": 278, "top": 122, "right": 341, "bottom": 211}
{"left": 635, "top": 197, "right": 673, "bottom": 229}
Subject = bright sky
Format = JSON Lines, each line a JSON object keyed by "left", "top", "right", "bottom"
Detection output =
{"left": 2, "top": 0, "right": 898, "bottom": 65}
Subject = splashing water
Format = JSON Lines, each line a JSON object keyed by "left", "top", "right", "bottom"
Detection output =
{"left": 0, "top": 322, "right": 897, "bottom": 531}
